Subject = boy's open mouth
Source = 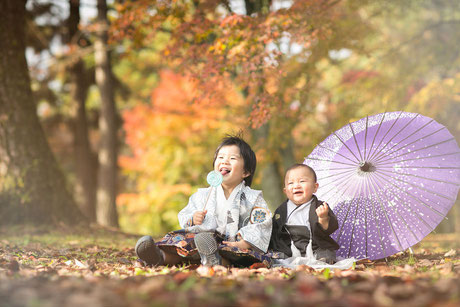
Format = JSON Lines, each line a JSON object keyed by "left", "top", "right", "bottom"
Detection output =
{"left": 293, "top": 191, "right": 303, "bottom": 195}
{"left": 219, "top": 167, "right": 231, "bottom": 176}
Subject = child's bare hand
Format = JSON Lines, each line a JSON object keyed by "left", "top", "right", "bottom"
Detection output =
{"left": 316, "top": 202, "right": 329, "bottom": 219}
{"left": 316, "top": 202, "right": 330, "bottom": 230}
{"left": 223, "top": 240, "right": 251, "bottom": 250}
{"left": 193, "top": 210, "right": 207, "bottom": 225}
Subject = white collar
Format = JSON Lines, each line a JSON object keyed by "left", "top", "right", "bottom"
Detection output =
{"left": 287, "top": 198, "right": 313, "bottom": 225}
{"left": 217, "top": 181, "right": 244, "bottom": 202}
{"left": 287, "top": 198, "right": 313, "bottom": 212}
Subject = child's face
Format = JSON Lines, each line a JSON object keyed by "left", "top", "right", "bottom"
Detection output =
{"left": 214, "top": 145, "right": 249, "bottom": 189}
{"left": 284, "top": 167, "right": 318, "bottom": 205}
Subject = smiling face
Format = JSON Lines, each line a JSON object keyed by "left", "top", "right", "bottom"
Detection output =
{"left": 284, "top": 166, "right": 318, "bottom": 205}
{"left": 214, "top": 145, "right": 249, "bottom": 192}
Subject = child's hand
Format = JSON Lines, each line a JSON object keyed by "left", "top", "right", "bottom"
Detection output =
{"left": 316, "top": 202, "right": 329, "bottom": 218}
{"left": 223, "top": 240, "right": 251, "bottom": 250}
{"left": 193, "top": 210, "right": 207, "bottom": 225}
{"left": 316, "top": 202, "right": 330, "bottom": 230}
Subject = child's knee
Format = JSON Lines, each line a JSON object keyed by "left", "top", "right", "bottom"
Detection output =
{"left": 314, "top": 248, "right": 337, "bottom": 264}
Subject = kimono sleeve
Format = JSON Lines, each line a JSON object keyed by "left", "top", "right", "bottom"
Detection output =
{"left": 237, "top": 193, "right": 272, "bottom": 253}
{"left": 178, "top": 190, "right": 204, "bottom": 228}
{"left": 178, "top": 188, "right": 217, "bottom": 231}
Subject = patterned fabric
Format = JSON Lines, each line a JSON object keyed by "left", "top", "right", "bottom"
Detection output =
{"left": 264, "top": 250, "right": 286, "bottom": 259}
{"left": 177, "top": 182, "right": 272, "bottom": 253}
{"left": 156, "top": 230, "right": 274, "bottom": 267}
{"left": 250, "top": 207, "right": 269, "bottom": 224}
{"left": 155, "top": 230, "right": 199, "bottom": 258}
{"left": 218, "top": 245, "right": 272, "bottom": 267}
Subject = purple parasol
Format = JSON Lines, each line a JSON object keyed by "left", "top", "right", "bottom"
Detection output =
{"left": 304, "top": 111, "right": 460, "bottom": 260}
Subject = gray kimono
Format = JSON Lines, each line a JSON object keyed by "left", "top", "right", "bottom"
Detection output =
{"left": 178, "top": 182, "right": 272, "bottom": 253}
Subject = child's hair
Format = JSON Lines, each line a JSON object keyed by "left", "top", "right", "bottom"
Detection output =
{"left": 285, "top": 163, "right": 317, "bottom": 183}
{"left": 213, "top": 134, "right": 256, "bottom": 186}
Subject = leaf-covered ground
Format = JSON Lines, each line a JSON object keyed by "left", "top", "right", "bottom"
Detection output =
{"left": 0, "top": 225, "right": 459, "bottom": 307}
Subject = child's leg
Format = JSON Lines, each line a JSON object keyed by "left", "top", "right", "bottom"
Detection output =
{"left": 221, "top": 257, "right": 231, "bottom": 267}
{"left": 135, "top": 235, "right": 164, "bottom": 265}
{"left": 135, "top": 235, "right": 195, "bottom": 266}
{"left": 162, "top": 251, "right": 184, "bottom": 265}
{"left": 194, "top": 232, "right": 221, "bottom": 266}
{"left": 314, "top": 248, "right": 337, "bottom": 264}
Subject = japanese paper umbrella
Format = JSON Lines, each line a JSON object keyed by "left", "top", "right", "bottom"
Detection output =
{"left": 304, "top": 111, "right": 460, "bottom": 260}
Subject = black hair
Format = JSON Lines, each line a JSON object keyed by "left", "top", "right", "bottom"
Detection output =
{"left": 213, "top": 134, "right": 256, "bottom": 187}
{"left": 285, "top": 163, "right": 317, "bottom": 183}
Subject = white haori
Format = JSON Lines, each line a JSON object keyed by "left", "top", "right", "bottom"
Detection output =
{"left": 178, "top": 181, "right": 272, "bottom": 252}
{"left": 215, "top": 182, "right": 243, "bottom": 238}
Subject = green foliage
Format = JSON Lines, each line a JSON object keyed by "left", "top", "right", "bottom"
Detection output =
{"left": 322, "top": 267, "right": 331, "bottom": 280}
{"left": 408, "top": 253, "right": 416, "bottom": 266}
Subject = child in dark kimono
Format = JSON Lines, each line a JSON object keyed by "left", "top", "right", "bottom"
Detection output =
{"left": 269, "top": 164, "right": 339, "bottom": 264}
{"left": 135, "top": 135, "right": 272, "bottom": 267}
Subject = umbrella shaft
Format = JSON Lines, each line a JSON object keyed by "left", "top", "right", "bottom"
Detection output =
{"left": 359, "top": 161, "right": 375, "bottom": 172}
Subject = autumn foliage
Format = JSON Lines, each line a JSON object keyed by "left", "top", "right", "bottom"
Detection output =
{"left": 118, "top": 70, "right": 243, "bottom": 234}
{"left": 108, "top": 0, "right": 460, "bottom": 234}
{"left": 112, "top": 0, "right": 367, "bottom": 128}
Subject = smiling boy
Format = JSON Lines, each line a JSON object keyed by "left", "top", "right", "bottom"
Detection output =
{"left": 135, "top": 135, "right": 272, "bottom": 267}
{"left": 269, "top": 164, "right": 339, "bottom": 264}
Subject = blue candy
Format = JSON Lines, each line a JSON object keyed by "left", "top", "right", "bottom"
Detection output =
{"left": 207, "top": 170, "right": 223, "bottom": 187}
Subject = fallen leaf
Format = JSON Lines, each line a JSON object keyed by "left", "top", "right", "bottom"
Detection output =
{"left": 444, "top": 249, "right": 456, "bottom": 257}
{"left": 196, "top": 265, "right": 215, "bottom": 277}
{"left": 249, "top": 262, "right": 267, "bottom": 269}
{"left": 7, "top": 260, "right": 20, "bottom": 272}
{"left": 118, "top": 257, "right": 131, "bottom": 265}
{"left": 172, "top": 271, "right": 192, "bottom": 284}
{"left": 417, "top": 259, "right": 432, "bottom": 267}
{"left": 74, "top": 259, "right": 88, "bottom": 269}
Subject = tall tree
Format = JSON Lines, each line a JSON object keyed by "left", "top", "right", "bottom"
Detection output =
{"left": 67, "top": 0, "right": 98, "bottom": 222}
{"left": 95, "top": 0, "right": 119, "bottom": 227}
{"left": 0, "top": 0, "right": 85, "bottom": 225}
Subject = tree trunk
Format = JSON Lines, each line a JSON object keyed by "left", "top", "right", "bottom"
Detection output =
{"left": 252, "top": 124, "right": 285, "bottom": 210}
{"left": 68, "top": 0, "right": 97, "bottom": 222}
{"left": 95, "top": 0, "right": 119, "bottom": 227}
{"left": 261, "top": 161, "right": 285, "bottom": 211}
{"left": 279, "top": 136, "right": 296, "bottom": 171}
{"left": 244, "top": 0, "right": 286, "bottom": 210}
{"left": 0, "top": 0, "right": 85, "bottom": 225}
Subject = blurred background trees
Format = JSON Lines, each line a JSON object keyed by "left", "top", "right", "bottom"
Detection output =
{"left": 0, "top": 0, "right": 458, "bottom": 235}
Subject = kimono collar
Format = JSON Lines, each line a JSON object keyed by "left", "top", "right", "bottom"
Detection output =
{"left": 287, "top": 198, "right": 314, "bottom": 214}
{"left": 217, "top": 181, "right": 244, "bottom": 202}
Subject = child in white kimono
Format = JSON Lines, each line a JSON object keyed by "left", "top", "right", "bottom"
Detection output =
{"left": 135, "top": 135, "right": 272, "bottom": 267}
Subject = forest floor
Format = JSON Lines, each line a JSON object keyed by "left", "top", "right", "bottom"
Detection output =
{"left": 0, "top": 224, "right": 459, "bottom": 307}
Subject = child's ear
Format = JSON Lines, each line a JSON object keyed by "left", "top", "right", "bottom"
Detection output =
{"left": 243, "top": 171, "right": 250, "bottom": 178}
{"left": 283, "top": 187, "right": 287, "bottom": 195}
{"left": 314, "top": 182, "right": 319, "bottom": 193}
